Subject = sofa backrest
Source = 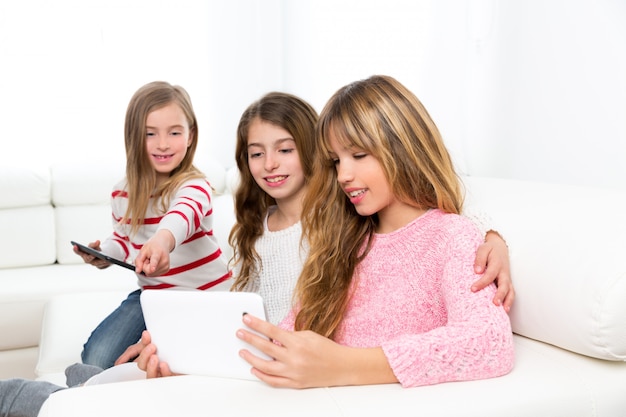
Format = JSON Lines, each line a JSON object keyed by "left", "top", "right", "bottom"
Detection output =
{"left": 463, "top": 176, "right": 626, "bottom": 362}
{"left": 3, "top": 163, "right": 626, "bottom": 363}
{"left": 0, "top": 159, "right": 237, "bottom": 269}
{"left": 0, "top": 165, "right": 56, "bottom": 268}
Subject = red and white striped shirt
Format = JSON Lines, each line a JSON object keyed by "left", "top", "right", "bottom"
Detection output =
{"left": 100, "top": 177, "right": 232, "bottom": 291}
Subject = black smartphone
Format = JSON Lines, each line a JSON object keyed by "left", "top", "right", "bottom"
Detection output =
{"left": 71, "top": 241, "right": 137, "bottom": 273}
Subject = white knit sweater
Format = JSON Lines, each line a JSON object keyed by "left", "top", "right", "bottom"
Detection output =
{"left": 239, "top": 206, "right": 309, "bottom": 325}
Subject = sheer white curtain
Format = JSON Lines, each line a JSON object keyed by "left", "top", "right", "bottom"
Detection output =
{"left": 1, "top": 0, "right": 624, "bottom": 188}
{"left": 0, "top": 0, "right": 450, "bottom": 170}
{"left": 203, "top": 0, "right": 284, "bottom": 167}
{"left": 0, "top": 1, "right": 210, "bottom": 167}
{"left": 0, "top": 0, "right": 284, "bottom": 169}
{"left": 282, "top": 0, "right": 626, "bottom": 189}
{"left": 281, "top": 0, "right": 472, "bottom": 173}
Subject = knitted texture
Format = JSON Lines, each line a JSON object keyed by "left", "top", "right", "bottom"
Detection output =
{"left": 281, "top": 209, "right": 514, "bottom": 387}
{"left": 240, "top": 208, "right": 308, "bottom": 325}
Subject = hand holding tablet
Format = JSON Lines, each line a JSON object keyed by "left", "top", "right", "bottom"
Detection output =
{"left": 140, "top": 290, "right": 271, "bottom": 380}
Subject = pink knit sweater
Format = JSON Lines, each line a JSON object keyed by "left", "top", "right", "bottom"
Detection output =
{"left": 281, "top": 209, "right": 515, "bottom": 387}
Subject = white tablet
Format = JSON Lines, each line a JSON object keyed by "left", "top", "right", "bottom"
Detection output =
{"left": 140, "top": 290, "right": 271, "bottom": 381}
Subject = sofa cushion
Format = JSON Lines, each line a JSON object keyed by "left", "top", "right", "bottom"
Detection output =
{"left": 37, "top": 335, "right": 626, "bottom": 417}
{"left": 49, "top": 158, "right": 229, "bottom": 205}
{"left": 0, "top": 165, "right": 56, "bottom": 268}
{"left": 36, "top": 291, "right": 133, "bottom": 382}
{"left": 0, "top": 264, "right": 137, "bottom": 351}
{"left": 55, "top": 205, "right": 114, "bottom": 265}
{"left": 0, "top": 205, "right": 56, "bottom": 268}
{"left": 463, "top": 176, "right": 626, "bottom": 361}
{"left": 51, "top": 162, "right": 124, "bottom": 207}
{"left": 0, "top": 165, "right": 50, "bottom": 209}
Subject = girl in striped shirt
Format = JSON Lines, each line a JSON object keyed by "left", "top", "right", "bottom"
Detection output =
{"left": 73, "top": 81, "right": 231, "bottom": 370}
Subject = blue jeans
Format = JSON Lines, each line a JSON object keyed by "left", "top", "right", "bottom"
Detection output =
{"left": 81, "top": 289, "right": 146, "bottom": 369}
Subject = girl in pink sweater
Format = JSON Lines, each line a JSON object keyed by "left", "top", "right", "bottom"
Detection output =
{"left": 236, "top": 75, "right": 515, "bottom": 388}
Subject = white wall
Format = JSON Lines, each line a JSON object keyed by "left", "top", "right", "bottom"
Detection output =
{"left": 280, "top": 0, "right": 626, "bottom": 190}
{"left": 0, "top": 0, "right": 211, "bottom": 167}
{"left": 1, "top": 0, "right": 624, "bottom": 190}
{"left": 481, "top": 0, "right": 626, "bottom": 189}
{"left": 204, "top": 0, "right": 284, "bottom": 167}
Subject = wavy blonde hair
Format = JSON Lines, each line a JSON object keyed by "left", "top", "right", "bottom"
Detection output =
{"left": 122, "top": 81, "right": 203, "bottom": 236}
{"left": 295, "top": 75, "right": 464, "bottom": 338}
{"left": 229, "top": 92, "right": 318, "bottom": 291}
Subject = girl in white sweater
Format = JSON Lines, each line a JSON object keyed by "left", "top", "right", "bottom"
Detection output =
{"left": 228, "top": 91, "right": 513, "bottom": 326}
{"left": 235, "top": 75, "right": 514, "bottom": 388}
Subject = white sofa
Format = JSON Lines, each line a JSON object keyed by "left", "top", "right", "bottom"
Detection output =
{"left": 2, "top": 162, "right": 626, "bottom": 416}
{"left": 0, "top": 159, "right": 238, "bottom": 380}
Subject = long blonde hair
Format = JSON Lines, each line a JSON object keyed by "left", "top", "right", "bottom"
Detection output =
{"left": 123, "top": 81, "right": 203, "bottom": 235}
{"left": 295, "top": 75, "right": 463, "bottom": 338}
{"left": 229, "top": 92, "right": 318, "bottom": 291}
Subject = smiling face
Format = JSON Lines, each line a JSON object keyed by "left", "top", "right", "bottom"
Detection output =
{"left": 329, "top": 132, "right": 425, "bottom": 233}
{"left": 145, "top": 102, "right": 193, "bottom": 186}
{"left": 246, "top": 118, "right": 306, "bottom": 206}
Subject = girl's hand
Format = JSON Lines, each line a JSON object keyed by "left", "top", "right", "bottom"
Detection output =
{"left": 72, "top": 240, "right": 110, "bottom": 269}
{"left": 114, "top": 330, "right": 151, "bottom": 365}
{"left": 472, "top": 231, "right": 514, "bottom": 312}
{"left": 131, "top": 330, "right": 178, "bottom": 378}
{"left": 135, "top": 230, "right": 175, "bottom": 276}
{"left": 236, "top": 314, "right": 396, "bottom": 388}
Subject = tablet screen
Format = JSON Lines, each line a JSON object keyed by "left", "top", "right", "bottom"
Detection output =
{"left": 141, "top": 290, "right": 271, "bottom": 380}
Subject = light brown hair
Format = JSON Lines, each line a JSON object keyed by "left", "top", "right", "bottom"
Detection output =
{"left": 122, "top": 81, "right": 203, "bottom": 235}
{"left": 229, "top": 92, "right": 318, "bottom": 290}
{"left": 295, "top": 75, "right": 463, "bottom": 338}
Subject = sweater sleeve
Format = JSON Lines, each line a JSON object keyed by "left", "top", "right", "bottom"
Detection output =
{"left": 100, "top": 180, "right": 132, "bottom": 262}
{"left": 381, "top": 220, "right": 515, "bottom": 387}
{"left": 157, "top": 179, "right": 213, "bottom": 247}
